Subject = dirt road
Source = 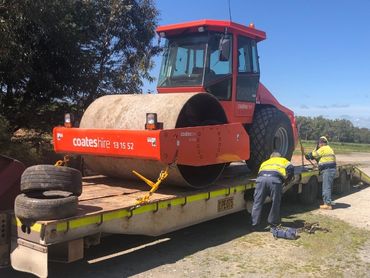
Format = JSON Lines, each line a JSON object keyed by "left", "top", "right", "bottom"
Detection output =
{"left": 314, "top": 153, "right": 370, "bottom": 230}
{"left": 1, "top": 153, "right": 370, "bottom": 277}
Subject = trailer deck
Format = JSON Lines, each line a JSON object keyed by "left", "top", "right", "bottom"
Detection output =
{"left": 12, "top": 164, "right": 256, "bottom": 243}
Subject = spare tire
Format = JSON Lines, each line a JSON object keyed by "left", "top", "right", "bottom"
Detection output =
{"left": 14, "top": 192, "right": 78, "bottom": 221}
{"left": 21, "top": 165, "right": 82, "bottom": 196}
{"left": 247, "top": 107, "right": 294, "bottom": 173}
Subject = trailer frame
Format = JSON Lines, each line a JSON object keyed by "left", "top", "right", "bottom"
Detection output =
{"left": 2, "top": 163, "right": 369, "bottom": 277}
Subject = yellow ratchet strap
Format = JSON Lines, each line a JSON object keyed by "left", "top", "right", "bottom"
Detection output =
{"left": 54, "top": 155, "right": 70, "bottom": 166}
{"left": 133, "top": 166, "right": 169, "bottom": 205}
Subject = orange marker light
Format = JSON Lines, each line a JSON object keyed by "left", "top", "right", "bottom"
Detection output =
{"left": 64, "top": 113, "right": 72, "bottom": 128}
{"left": 249, "top": 23, "right": 255, "bottom": 29}
{"left": 145, "top": 113, "right": 158, "bottom": 130}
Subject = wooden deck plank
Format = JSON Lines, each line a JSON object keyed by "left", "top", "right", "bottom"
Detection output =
{"left": 38, "top": 164, "right": 255, "bottom": 224}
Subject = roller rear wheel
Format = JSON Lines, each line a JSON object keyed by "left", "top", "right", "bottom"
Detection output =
{"left": 247, "top": 107, "right": 294, "bottom": 173}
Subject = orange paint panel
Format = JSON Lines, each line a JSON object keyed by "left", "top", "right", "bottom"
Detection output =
{"left": 156, "top": 19, "right": 266, "bottom": 42}
{"left": 157, "top": 86, "right": 205, "bottom": 93}
{"left": 53, "top": 123, "right": 250, "bottom": 166}
{"left": 159, "top": 123, "right": 250, "bottom": 166}
{"left": 53, "top": 127, "right": 162, "bottom": 161}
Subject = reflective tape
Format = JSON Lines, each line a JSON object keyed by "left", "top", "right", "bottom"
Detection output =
{"left": 14, "top": 182, "right": 256, "bottom": 233}
{"left": 14, "top": 218, "right": 42, "bottom": 232}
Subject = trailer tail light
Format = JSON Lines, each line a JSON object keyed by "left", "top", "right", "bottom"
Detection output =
{"left": 145, "top": 113, "right": 158, "bottom": 130}
{"left": 64, "top": 113, "right": 73, "bottom": 128}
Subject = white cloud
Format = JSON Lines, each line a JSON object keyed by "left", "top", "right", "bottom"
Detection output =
{"left": 331, "top": 104, "right": 350, "bottom": 108}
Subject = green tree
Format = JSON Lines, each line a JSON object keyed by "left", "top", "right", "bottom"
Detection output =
{"left": 0, "top": 115, "right": 10, "bottom": 143}
{"left": 296, "top": 116, "right": 314, "bottom": 140}
{"left": 0, "top": 0, "right": 160, "bottom": 131}
{"left": 296, "top": 116, "right": 370, "bottom": 144}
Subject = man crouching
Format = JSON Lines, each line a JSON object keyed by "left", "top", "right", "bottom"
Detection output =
{"left": 251, "top": 152, "right": 294, "bottom": 229}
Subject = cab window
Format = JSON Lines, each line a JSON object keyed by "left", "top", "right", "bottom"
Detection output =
{"left": 205, "top": 34, "right": 233, "bottom": 100}
{"left": 236, "top": 36, "right": 260, "bottom": 102}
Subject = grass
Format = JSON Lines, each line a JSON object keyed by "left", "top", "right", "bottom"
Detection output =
{"left": 281, "top": 211, "right": 370, "bottom": 277}
{"left": 213, "top": 209, "right": 370, "bottom": 277}
{"left": 294, "top": 140, "right": 370, "bottom": 155}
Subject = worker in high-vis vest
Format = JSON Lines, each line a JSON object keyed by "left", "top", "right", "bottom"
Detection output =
{"left": 251, "top": 152, "right": 294, "bottom": 229}
{"left": 305, "top": 136, "right": 336, "bottom": 210}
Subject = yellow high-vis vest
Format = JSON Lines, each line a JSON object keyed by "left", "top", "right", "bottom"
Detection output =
{"left": 258, "top": 157, "right": 292, "bottom": 179}
{"left": 312, "top": 145, "right": 336, "bottom": 167}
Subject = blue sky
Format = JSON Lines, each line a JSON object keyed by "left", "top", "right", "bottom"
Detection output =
{"left": 144, "top": 0, "right": 370, "bottom": 128}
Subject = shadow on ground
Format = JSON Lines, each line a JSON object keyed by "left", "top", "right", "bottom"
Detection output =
{"left": 0, "top": 211, "right": 254, "bottom": 278}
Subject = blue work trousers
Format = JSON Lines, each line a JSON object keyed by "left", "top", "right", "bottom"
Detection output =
{"left": 251, "top": 176, "right": 282, "bottom": 226}
{"left": 322, "top": 168, "right": 336, "bottom": 205}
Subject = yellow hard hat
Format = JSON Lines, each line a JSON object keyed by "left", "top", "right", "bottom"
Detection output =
{"left": 319, "top": 136, "right": 328, "bottom": 143}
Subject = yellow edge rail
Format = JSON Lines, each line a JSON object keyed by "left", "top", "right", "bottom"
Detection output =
{"left": 15, "top": 183, "right": 254, "bottom": 233}
{"left": 352, "top": 166, "right": 370, "bottom": 185}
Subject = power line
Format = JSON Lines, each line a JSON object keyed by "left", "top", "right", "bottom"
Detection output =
{"left": 228, "top": 0, "right": 232, "bottom": 22}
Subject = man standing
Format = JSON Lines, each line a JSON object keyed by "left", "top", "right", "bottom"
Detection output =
{"left": 305, "top": 136, "right": 336, "bottom": 210}
{"left": 251, "top": 152, "right": 294, "bottom": 229}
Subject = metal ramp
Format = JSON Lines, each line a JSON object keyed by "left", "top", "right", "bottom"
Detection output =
{"left": 352, "top": 166, "right": 370, "bottom": 185}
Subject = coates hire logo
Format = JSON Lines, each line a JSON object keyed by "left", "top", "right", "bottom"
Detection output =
{"left": 72, "top": 137, "right": 99, "bottom": 148}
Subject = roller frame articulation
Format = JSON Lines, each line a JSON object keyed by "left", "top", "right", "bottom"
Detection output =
{"left": 53, "top": 123, "right": 250, "bottom": 166}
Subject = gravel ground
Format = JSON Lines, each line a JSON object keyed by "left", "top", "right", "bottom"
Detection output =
{"left": 314, "top": 153, "right": 370, "bottom": 230}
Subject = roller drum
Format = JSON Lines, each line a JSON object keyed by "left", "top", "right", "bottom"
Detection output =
{"left": 80, "top": 93, "right": 227, "bottom": 187}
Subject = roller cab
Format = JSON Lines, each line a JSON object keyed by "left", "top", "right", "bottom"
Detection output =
{"left": 156, "top": 19, "right": 266, "bottom": 124}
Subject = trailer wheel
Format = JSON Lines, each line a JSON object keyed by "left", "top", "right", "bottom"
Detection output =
{"left": 299, "top": 176, "right": 318, "bottom": 205}
{"left": 283, "top": 184, "right": 299, "bottom": 203}
{"left": 14, "top": 192, "right": 78, "bottom": 221}
{"left": 246, "top": 107, "right": 294, "bottom": 173}
{"left": 21, "top": 165, "right": 82, "bottom": 196}
{"left": 333, "top": 174, "right": 341, "bottom": 195}
{"left": 338, "top": 170, "right": 351, "bottom": 194}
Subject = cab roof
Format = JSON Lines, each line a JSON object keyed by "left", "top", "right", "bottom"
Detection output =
{"left": 156, "top": 19, "right": 266, "bottom": 42}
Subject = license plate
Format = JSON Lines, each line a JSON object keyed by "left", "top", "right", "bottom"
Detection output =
{"left": 218, "top": 197, "right": 234, "bottom": 212}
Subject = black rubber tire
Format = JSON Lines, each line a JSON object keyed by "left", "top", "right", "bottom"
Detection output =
{"left": 282, "top": 184, "right": 299, "bottom": 203}
{"left": 339, "top": 170, "right": 351, "bottom": 194}
{"left": 333, "top": 174, "right": 341, "bottom": 195}
{"left": 21, "top": 165, "right": 82, "bottom": 196}
{"left": 317, "top": 182, "right": 323, "bottom": 199}
{"left": 299, "top": 176, "right": 319, "bottom": 205}
{"left": 246, "top": 107, "right": 294, "bottom": 173}
{"left": 14, "top": 192, "right": 78, "bottom": 221}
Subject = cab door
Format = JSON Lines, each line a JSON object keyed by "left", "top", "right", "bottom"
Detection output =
{"left": 235, "top": 36, "right": 260, "bottom": 123}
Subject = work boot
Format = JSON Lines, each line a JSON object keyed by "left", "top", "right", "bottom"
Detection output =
{"left": 251, "top": 224, "right": 266, "bottom": 232}
{"left": 319, "top": 204, "right": 332, "bottom": 210}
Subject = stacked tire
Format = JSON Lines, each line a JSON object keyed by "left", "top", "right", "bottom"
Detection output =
{"left": 15, "top": 165, "right": 82, "bottom": 221}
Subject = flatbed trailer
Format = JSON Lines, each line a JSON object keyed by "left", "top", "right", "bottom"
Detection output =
{"left": 1, "top": 163, "right": 369, "bottom": 277}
